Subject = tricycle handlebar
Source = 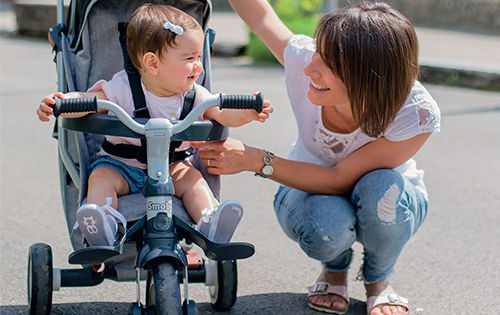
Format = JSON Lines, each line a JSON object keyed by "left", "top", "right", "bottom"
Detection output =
{"left": 53, "top": 92, "right": 263, "bottom": 135}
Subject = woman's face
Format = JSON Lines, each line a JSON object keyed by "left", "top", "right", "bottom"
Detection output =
{"left": 303, "top": 52, "right": 350, "bottom": 108}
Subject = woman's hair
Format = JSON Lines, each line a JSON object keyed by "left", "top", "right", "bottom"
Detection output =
{"left": 315, "top": 2, "right": 419, "bottom": 137}
{"left": 127, "top": 4, "right": 202, "bottom": 70}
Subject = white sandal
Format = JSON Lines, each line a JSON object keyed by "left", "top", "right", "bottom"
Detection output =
{"left": 307, "top": 282, "right": 349, "bottom": 314}
{"left": 366, "top": 287, "right": 409, "bottom": 315}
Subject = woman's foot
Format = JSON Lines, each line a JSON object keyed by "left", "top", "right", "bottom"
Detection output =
{"left": 365, "top": 281, "right": 409, "bottom": 315}
{"left": 307, "top": 269, "right": 349, "bottom": 314}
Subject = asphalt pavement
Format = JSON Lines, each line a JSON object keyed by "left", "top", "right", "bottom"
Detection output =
{"left": 1, "top": 3, "right": 500, "bottom": 315}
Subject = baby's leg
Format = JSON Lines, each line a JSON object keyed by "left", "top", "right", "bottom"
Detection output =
{"left": 77, "top": 166, "right": 130, "bottom": 246}
{"left": 170, "top": 161, "right": 218, "bottom": 222}
{"left": 87, "top": 166, "right": 131, "bottom": 208}
{"left": 170, "top": 161, "right": 243, "bottom": 243}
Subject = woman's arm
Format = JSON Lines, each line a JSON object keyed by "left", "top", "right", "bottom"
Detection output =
{"left": 228, "top": 0, "right": 294, "bottom": 65}
{"left": 192, "top": 133, "right": 431, "bottom": 195}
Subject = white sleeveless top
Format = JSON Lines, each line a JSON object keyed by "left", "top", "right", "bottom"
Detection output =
{"left": 88, "top": 70, "right": 213, "bottom": 169}
{"left": 284, "top": 35, "right": 440, "bottom": 196}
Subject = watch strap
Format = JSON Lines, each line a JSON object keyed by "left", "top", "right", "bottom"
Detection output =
{"left": 255, "top": 150, "right": 274, "bottom": 178}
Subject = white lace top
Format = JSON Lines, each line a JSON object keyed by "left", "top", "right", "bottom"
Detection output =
{"left": 283, "top": 35, "right": 440, "bottom": 196}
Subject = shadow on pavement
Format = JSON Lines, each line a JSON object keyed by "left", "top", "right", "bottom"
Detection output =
{"left": 198, "top": 292, "right": 366, "bottom": 315}
{"left": 1, "top": 302, "right": 130, "bottom": 314}
{"left": 2, "top": 294, "right": 367, "bottom": 314}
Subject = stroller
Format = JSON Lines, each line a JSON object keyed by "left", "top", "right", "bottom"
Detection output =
{"left": 27, "top": 0, "right": 260, "bottom": 314}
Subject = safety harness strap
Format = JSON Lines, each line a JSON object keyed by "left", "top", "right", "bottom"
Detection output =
{"left": 101, "top": 23, "right": 196, "bottom": 165}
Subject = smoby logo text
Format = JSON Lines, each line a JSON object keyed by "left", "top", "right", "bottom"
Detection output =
{"left": 147, "top": 201, "right": 171, "bottom": 211}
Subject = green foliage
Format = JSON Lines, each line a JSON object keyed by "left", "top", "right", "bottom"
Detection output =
{"left": 269, "top": 0, "right": 322, "bottom": 19}
{"left": 246, "top": 0, "right": 321, "bottom": 63}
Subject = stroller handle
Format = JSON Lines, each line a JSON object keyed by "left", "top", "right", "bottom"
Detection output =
{"left": 53, "top": 92, "right": 263, "bottom": 135}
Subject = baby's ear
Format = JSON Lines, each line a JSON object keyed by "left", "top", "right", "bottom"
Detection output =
{"left": 142, "top": 52, "right": 159, "bottom": 75}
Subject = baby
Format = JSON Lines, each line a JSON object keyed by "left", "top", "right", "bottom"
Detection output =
{"left": 37, "top": 4, "right": 272, "bottom": 246}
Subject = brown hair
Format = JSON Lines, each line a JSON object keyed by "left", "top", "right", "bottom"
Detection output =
{"left": 315, "top": 2, "right": 419, "bottom": 137}
{"left": 127, "top": 4, "right": 202, "bottom": 70}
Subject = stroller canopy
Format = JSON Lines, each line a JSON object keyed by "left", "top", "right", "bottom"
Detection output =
{"left": 67, "top": 0, "right": 212, "bottom": 53}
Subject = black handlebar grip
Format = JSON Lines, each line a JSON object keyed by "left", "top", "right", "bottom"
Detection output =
{"left": 219, "top": 92, "right": 263, "bottom": 113}
{"left": 53, "top": 97, "right": 98, "bottom": 117}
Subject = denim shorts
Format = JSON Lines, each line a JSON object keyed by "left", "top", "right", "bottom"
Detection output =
{"left": 89, "top": 156, "right": 146, "bottom": 193}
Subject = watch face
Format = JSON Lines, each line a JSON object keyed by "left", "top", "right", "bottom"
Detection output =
{"left": 262, "top": 165, "right": 274, "bottom": 176}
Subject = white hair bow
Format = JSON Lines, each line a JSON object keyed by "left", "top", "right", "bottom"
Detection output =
{"left": 163, "top": 21, "right": 184, "bottom": 35}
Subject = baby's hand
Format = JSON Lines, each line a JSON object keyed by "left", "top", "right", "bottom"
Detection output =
{"left": 37, "top": 91, "right": 89, "bottom": 121}
{"left": 37, "top": 92, "right": 64, "bottom": 122}
{"left": 255, "top": 98, "right": 273, "bottom": 123}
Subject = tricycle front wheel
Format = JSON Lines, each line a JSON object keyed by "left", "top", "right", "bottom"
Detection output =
{"left": 146, "top": 262, "right": 182, "bottom": 315}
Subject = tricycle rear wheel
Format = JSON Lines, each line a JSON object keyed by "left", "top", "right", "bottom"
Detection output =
{"left": 209, "top": 260, "right": 237, "bottom": 311}
{"left": 27, "top": 243, "right": 53, "bottom": 315}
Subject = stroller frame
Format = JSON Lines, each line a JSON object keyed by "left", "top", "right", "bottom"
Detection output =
{"left": 27, "top": 0, "right": 259, "bottom": 314}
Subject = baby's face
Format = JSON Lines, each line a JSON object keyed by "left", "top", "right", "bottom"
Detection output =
{"left": 155, "top": 28, "right": 204, "bottom": 96}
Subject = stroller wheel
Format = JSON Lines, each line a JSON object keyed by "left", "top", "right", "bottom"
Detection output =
{"left": 27, "top": 243, "right": 53, "bottom": 315}
{"left": 146, "top": 262, "right": 182, "bottom": 315}
{"left": 208, "top": 260, "right": 237, "bottom": 311}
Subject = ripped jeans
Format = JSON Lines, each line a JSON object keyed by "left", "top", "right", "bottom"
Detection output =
{"left": 273, "top": 169, "right": 428, "bottom": 283}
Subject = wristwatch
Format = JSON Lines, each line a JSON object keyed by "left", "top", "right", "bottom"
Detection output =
{"left": 256, "top": 150, "right": 275, "bottom": 178}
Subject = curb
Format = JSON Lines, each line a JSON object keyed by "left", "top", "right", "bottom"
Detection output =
{"left": 419, "top": 64, "right": 500, "bottom": 91}
{"left": 338, "top": 0, "right": 500, "bottom": 36}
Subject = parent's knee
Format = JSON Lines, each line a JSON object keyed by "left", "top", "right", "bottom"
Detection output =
{"left": 298, "top": 195, "right": 355, "bottom": 261}
{"left": 298, "top": 225, "right": 353, "bottom": 262}
{"left": 353, "top": 169, "right": 406, "bottom": 225}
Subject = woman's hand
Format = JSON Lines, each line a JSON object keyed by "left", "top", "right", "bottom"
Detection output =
{"left": 191, "top": 138, "right": 263, "bottom": 175}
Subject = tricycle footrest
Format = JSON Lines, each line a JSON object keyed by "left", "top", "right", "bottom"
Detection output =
{"left": 68, "top": 245, "right": 122, "bottom": 265}
{"left": 174, "top": 216, "right": 255, "bottom": 261}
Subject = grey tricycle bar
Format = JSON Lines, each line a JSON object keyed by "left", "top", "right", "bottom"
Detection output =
{"left": 53, "top": 92, "right": 263, "bottom": 126}
{"left": 54, "top": 93, "right": 262, "bottom": 187}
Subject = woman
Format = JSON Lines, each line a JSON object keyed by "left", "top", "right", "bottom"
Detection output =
{"left": 193, "top": 1, "right": 440, "bottom": 314}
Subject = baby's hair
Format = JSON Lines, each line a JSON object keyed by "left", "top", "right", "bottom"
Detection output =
{"left": 315, "top": 2, "right": 419, "bottom": 137}
{"left": 127, "top": 4, "right": 202, "bottom": 70}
